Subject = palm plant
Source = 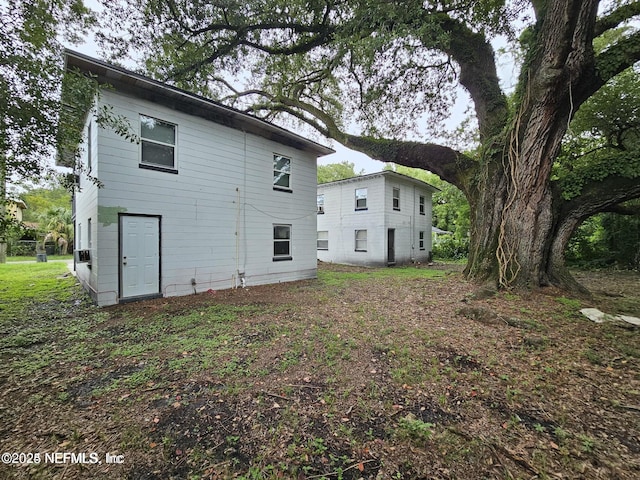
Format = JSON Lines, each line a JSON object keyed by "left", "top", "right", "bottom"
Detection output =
{"left": 39, "top": 207, "right": 73, "bottom": 254}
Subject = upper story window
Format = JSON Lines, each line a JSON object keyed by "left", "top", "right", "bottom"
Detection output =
{"left": 317, "top": 194, "right": 325, "bottom": 214}
{"left": 355, "top": 188, "right": 367, "bottom": 210}
{"left": 140, "top": 115, "right": 176, "bottom": 170}
{"left": 419, "top": 195, "right": 426, "bottom": 215}
{"left": 392, "top": 188, "right": 400, "bottom": 211}
{"left": 273, "top": 154, "right": 291, "bottom": 191}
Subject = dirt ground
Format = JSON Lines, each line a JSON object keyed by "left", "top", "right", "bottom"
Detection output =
{"left": 0, "top": 263, "right": 638, "bottom": 479}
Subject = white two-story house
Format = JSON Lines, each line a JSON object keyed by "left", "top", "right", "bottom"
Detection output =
{"left": 59, "top": 50, "right": 333, "bottom": 306}
{"left": 316, "top": 171, "right": 438, "bottom": 266}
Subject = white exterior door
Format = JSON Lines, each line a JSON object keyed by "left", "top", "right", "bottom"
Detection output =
{"left": 120, "top": 215, "right": 160, "bottom": 299}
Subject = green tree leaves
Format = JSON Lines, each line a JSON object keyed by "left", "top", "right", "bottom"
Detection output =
{"left": 556, "top": 66, "right": 640, "bottom": 200}
{"left": 317, "top": 161, "right": 364, "bottom": 184}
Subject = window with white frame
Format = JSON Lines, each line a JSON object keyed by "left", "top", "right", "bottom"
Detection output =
{"left": 88, "top": 218, "right": 92, "bottom": 249}
{"left": 317, "top": 194, "right": 325, "bottom": 214}
{"left": 419, "top": 195, "right": 425, "bottom": 215}
{"left": 419, "top": 231, "right": 425, "bottom": 250}
{"left": 317, "top": 231, "right": 328, "bottom": 250}
{"left": 355, "top": 188, "right": 367, "bottom": 210}
{"left": 273, "top": 224, "right": 292, "bottom": 260}
{"left": 273, "top": 154, "right": 291, "bottom": 190}
{"left": 140, "top": 115, "right": 176, "bottom": 169}
{"left": 355, "top": 229, "right": 367, "bottom": 251}
{"left": 392, "top": 187, "right": 400, "bottom": 210}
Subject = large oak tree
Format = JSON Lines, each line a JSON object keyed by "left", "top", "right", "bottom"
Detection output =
{"left": 99, "top": 0, "right": 640, "bottom": 290}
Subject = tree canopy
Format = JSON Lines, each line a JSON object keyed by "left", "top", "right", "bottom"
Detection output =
{"left": 317, "top": 161, "right": 364, "bottom": 183}
{"left": 93, "top": 1, "right": 640, "bottom": 289}
{"left": 0, "top": 0, "right": 95, "bottom": 262}
{"left": 1, "top": 0, "right": 95, "bottom": 181}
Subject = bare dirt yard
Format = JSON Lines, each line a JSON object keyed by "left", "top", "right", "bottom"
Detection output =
{"left": 0, "top": 262, "right": 638, "bottom": 479}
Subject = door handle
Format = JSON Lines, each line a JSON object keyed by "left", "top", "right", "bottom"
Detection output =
{"left": 122, "top": 256, "right": 127, "bottom": 265}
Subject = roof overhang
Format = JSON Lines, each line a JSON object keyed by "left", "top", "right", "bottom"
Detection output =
{"left": 318, "top": 170, "right": 440, "bottom": 192}
{"left": 62, "top": 49, "right": 334, "bottom": 158}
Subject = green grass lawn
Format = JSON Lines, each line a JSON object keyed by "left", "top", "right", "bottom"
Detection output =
{"left": 6, "top": 254, "right": 74, "bottom": 262}
{"left": 318, "top": 264, "right": 444, "bottom": 288}
{"left": 0, "top": 261, "right": 77, "bottom": 324}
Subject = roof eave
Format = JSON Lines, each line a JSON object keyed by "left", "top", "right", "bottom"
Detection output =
{"left": 63, "top": 49, "right": 334, "bottom": 157}
{"left": 318, "top": 170, "right": 440, "bottom": 192}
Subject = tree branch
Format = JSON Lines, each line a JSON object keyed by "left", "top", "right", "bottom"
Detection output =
{"left": 246, "top": 97, "right": 473, "bottom": 189}
{"left": 340, "top": 136, "right": 475, "bottom": 188}
{"left": 436, "top": 15, "right": 508, "bottom": 140}
{"left": 595, "top": 30, "right": 640, "bottom": 84}
{"left": 594, "top": 1, "right": 640, "bottom": 38}
{"left": 568, "top": 28, "right": 640, "bottom": 112}
{"left": 558, "top": 175, "right": 640, "bottom": 222}
{"left": 602, "top": 203, "right": 640, "bottom": 216}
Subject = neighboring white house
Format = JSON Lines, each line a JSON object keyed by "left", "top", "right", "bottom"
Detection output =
{"left": 316, "top": 171, "right": 438, "bottom": 267}
{"left": 60, "top": 50, "right": 333, "bottom": 306}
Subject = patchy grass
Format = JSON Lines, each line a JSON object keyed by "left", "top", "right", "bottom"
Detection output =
{"left": 6, "top": 254, "right": 74, "bottom": 262}
{"left": 318, "top": 264, "right": 444, "bottom": 288}
{"left": 0, "top": 263, "right": 638, "bottom": 479}
{"left": 0, "top": 261, "right": 76, "bottom": 323}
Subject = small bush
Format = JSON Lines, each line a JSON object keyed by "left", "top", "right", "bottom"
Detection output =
{"left": 396, "top": 414, "right": 434, "bottom": 444}
{"left": 8, "top": 242, "right": 37, "bottom": 256}
{"left": 433, "top": 236, "right": 469, "bottom": 260}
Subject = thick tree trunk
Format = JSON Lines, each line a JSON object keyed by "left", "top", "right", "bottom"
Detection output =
{"left": 548, "top": 213, "right": 591, "bottom": 294}
{"left": 463, "top": 0, "right": 599, "bottom": 291}
{"left": 464, "top": 156, "right": 562, "bottom": 290}
{"left": 305, "top": 1, "right": 639, "bottom": 294}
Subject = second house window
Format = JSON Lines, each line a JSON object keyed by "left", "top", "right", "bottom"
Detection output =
{"left": 140, "top": 115, "right": 176, "bottom": 169}
{"left": 273, "top": 154, "right": 291, "bottom": 190}
{"left": 355, "top": 188, "right": 367, "bottom": 210}
{"left": 317, "top": 231, "right": 328, "bottom": 250}
{"left": 393, "top": 188, "right": 400, "bottom": 210}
